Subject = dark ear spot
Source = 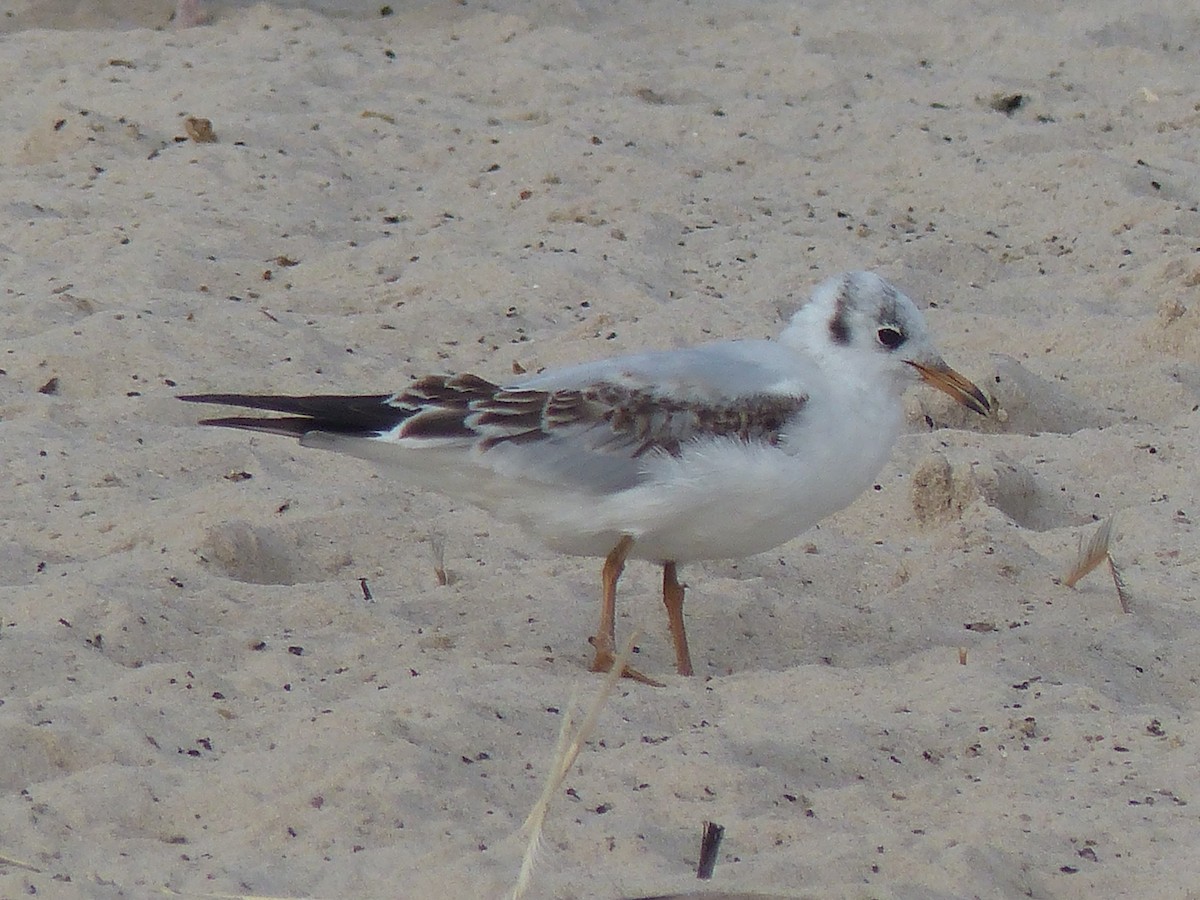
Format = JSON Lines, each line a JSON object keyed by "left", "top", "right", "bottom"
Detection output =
{"left": 828, "top": 287, "right": 851, "bottom": 345}
{"left": 829, "top": 312, "right": 850, "bottom": 345}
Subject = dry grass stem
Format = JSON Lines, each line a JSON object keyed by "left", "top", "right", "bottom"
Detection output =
{"left": 509, "top": 632, "right": 638, "bottom": 900}
{"left": 1063, "top": 516, "right": 1114, "bottom": 588}
{"left": 1108, "top": 554, "right": 1133, "bottom": 613}
{"left": 162, "top": 892, "right": 315, "bottom": 899}
{"left": 162, "top": 892, "right": 309, "bottom": 899}
{"left": 0, "top": 853, "right": 40, "bottom": 873}
{"left": 429, "top": 531, "right": 448, "bottom": 586}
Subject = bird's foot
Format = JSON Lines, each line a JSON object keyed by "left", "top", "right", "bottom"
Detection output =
{"left": 588, "top": 645, "right": 664, "bottom": 688}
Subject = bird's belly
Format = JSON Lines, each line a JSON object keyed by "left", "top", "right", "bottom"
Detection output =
{"left": 534, "top": 427, "right": 897, "bottom": 563}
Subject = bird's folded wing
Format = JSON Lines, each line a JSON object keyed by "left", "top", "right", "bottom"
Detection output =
{"left": 181, "top": 341, "right": 811, "bottom": 495}
{"left": 466, "top": 342, "right": 811, "bottom": 492}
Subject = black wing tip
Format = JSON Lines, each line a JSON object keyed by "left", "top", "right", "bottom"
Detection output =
{"left": 180, "top": 393, "right": 227, "bottom": 403}
{"left": 179, "top": 392, "right": 296, "bottom": 409}
{"left": 179, "top": 391, "right": 403, "bottom": 437}
{"left": 193, "top": 415, "right": 318, "bottom": 438}
{"left": 180, "top": 394, "right": 297, "bottom": 432}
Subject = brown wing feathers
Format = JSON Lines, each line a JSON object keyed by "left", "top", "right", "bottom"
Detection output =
{"left": 182, "top": 375, "right": 807, "bottom": 455}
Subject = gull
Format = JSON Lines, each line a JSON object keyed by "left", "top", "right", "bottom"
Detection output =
{"left": 181, "top": 271, "right": 989, "bottom": 682}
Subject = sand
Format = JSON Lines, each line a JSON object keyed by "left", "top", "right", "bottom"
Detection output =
{"left": 2, "top": 1, "right": 1199, "bottom": 897}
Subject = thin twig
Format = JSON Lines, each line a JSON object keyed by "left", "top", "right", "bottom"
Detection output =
{"left": 696, "top": 821, "right": 725, "bottom": 879}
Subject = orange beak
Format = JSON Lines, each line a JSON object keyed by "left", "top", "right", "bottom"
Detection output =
{"left": 906, "top": 360, "right": 990, "bottom": 416}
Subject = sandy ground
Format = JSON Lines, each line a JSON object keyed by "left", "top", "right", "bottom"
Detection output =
{"left": 2, "top": 1, "right": 1200, "bottom": 897}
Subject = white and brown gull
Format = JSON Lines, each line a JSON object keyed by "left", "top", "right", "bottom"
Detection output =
{"left": 182, "top": 271, "right": 989, "bottom": 683}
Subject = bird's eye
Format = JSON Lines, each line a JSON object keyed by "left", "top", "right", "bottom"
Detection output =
{"left": 877, "top": 326, "right": 905, "bottom": 349}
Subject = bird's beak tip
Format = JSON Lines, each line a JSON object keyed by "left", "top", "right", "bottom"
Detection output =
{"left": 907, "top": 360, "right": 991, "bottom": 416}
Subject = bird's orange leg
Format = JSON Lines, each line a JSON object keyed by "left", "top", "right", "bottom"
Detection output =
{"left": 589, "top": 536, "right": 662, "bottom": 686}
{"left": 662, "top": 561, "right": 694, "bottom": 676}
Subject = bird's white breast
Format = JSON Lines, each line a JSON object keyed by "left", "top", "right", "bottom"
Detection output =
{"left": 523, "top": 371, "right": 905, "bottom": 563}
